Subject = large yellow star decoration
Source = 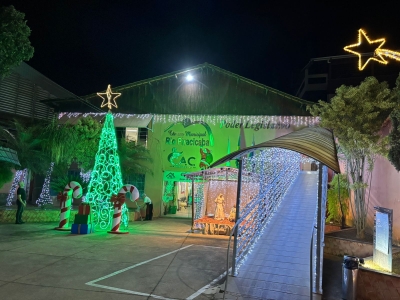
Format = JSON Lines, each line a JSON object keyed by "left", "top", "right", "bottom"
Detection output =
{"left": 344, "top": 29, "right": 400, "bottom": 70}
{"left": 97, "top": 84, "right": 121, "bottom": 110}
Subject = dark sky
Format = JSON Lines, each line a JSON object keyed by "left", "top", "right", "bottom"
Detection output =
{"left": 3, "top": 1, "right": 400, "bottom": 96}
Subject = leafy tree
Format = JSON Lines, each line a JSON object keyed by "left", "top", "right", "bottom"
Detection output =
{"left": 0, "top": 5, "right": 34, "bottom": 78}
{"left": 327, "top": 174, "right": 349, "bottom": 227}
{"left": 388, "top": 77, "right": 400, "bottom": 171}
{"left": 388, "top": 109, "right": 400, "bottom": 171}
{"left": 43, "top": 116, "right": 101, "bottom": 176}
{"left": 118, "top": 138, "right": 152, "bottom": 182}
{"left": 308, "top": 76, "right": 397, "bottom": 238}
{"left": 68, "top": 116, "right": 102, "bottom": 171}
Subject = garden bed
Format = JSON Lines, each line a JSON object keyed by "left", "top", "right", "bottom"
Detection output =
{"left": 324, "top": 227, "right": 374, "bottom": 258}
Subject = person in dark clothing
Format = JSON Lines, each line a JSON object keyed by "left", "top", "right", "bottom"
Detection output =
{"left": 144, "top": 193, "right": 153, "bottom": 220}
{"left": 16, "top": 182, "right": 26, "bottom": 224}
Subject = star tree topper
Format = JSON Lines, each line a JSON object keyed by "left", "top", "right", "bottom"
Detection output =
{"left": 97, "top": 84, "right": 121, "bottom": 110}
{"left": 344, "top": 28, "right": 400, "bottom": 71}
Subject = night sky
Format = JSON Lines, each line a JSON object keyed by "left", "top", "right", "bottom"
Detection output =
{"left": 3, "top": 1, "right": 400, "bottom": 96}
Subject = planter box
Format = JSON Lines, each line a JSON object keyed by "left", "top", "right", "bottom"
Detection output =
{"left": 357, "top": 264, "right": 400, "bottom": 300}
{"left": 324, "top": 229, "right": 373, "bottom": 258}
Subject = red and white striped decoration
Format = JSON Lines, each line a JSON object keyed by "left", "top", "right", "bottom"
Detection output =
{"left": 64, "top": 181, "right": 83, "bottom": 199}
{"left": 108, "top": 184, "right": 139, "bottom": 234}
{"left": 55, "top": 181, "right": 83, "bottom": 231}
{"left": 119, "top": 184, "right": 139, "bottom": 202}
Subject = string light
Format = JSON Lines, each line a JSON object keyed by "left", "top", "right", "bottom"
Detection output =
{"left": 187, "top": 148, "right": 301, "bottom": 271}
{"left": 58, "top": 112, "right": 320, "bottom": 128}
{"left": 235, "top": 149, "right": 301, "bottom": 271}
{"left": 311, "top": 164, "right": 328, "bottom": 294}
{"left": 194, "top": 183, "right": 205, "bottom": 222}
{"left": 344, "top": 28, "right": 400, "bottom": 70}
{"left": 96, "top": 84, "right": 121, "bottom": 110}
{"left": 84, "top": 112, "right": 127, "bottom": 230}
{"left": 376, "top": 48, "right": 400, "bottom": 62}
{"left": 6, "top": 169, "right": 27, "bottom": 206}
{"left": 80, "top": 169, "right": 91, "bottom": 183}
{"left": 36, "top": 162, "right": 54, "bottom": 206}
{"left": 153, "top": 114, "right": 319, "bottom": 127}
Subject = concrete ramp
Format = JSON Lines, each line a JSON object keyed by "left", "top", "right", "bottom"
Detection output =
{"left": 225, "top": 171, "right": 318, "bottom": 299}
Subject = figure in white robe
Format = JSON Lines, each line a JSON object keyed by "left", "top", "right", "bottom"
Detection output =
{"left": 214, "top": 193, "right": 225, "bottom": 220}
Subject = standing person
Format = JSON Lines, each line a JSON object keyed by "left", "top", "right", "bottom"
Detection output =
{"left": 144, "top": 193, "right": 153, "bottom": 220}
{"left": 16, "top": 182, "right": 26, "bottom": 224}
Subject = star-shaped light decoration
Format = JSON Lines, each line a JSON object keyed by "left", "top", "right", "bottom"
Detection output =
{"left": 97, "top": 84, "right": 121, "bottom": 110}
{"left": 344, "top": 29, "right": 387, "bottom": 70}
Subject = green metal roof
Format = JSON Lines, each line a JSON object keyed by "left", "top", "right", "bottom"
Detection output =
{"left": 83, "top": 63, "right": 313, "bottom": 116}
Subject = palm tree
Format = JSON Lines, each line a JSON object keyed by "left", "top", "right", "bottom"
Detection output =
{"left": 0, "top": 120, "right": 50, "bottom": 204}
{"left": 0, "top": 120, "right": 50, "bottom": 175}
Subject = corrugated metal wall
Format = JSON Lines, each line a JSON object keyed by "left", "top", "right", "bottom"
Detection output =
{"left": 0, "top": 72, "right": 55, "bottom": 120}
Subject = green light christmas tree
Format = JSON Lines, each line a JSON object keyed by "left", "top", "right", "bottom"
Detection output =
{"left": 85, "top": 85, "right": 128, "bottom": 230}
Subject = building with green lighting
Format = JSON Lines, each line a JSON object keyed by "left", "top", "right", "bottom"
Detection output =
{"left": 46, "top": 63, "right": 316, "bottom": 218}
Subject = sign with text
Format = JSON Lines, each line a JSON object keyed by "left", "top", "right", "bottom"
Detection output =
{"left": 373, "top": 207, "right": 393, "bottom": 272}
{"left": 375, "top": 212, "right": 389, "bottom": 254}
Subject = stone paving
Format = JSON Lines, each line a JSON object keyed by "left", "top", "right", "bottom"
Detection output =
{"left": 0, "top": 218, "right": 230, "bottom": 300}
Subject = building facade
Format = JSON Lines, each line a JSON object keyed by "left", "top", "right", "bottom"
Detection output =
{"left": 51, "top": 63, "right": 317, "bottom": 217}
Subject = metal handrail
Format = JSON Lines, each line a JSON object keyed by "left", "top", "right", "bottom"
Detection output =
{"left": 310, "top": 225, "right": 316, "bottom": 300}
{"left": 222, "top": 219, "right": 240, "bottom": 300}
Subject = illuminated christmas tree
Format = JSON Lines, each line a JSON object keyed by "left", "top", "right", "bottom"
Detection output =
{"left": 85, "top": 85, "right": 129, "bottom": 230}
{"left": 85, "top": 112, "right": 127, "bottom": 230}
{"left": 36, "top": 162, "right": 54, "bottom": 206}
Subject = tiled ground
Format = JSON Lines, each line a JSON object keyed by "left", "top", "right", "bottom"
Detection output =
{"left": 0, "top": 218, "right": 230, "bottom": 300}
{"left": 225, "top": 172, "right": 318, "bottom": 300}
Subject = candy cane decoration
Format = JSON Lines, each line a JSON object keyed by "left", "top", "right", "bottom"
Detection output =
{"left": 55, "top": 181, "right": 83, "bottom": 231}
{"left": 108, "top": 184, "right": 139, "bottom": 234}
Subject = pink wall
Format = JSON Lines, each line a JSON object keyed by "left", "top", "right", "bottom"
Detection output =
{"left": 365, "top": 155, "right": 400, "bottom": 245}
{"left": 345, "top": 153, "right": 400, "bottom": 245}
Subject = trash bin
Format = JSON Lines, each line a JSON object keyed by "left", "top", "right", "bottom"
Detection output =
{"left": 342, "top": 255, "right": 364, "bottom": 300}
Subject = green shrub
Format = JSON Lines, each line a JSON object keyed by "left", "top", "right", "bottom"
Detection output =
{"left": 0, "top": 162, "right": 13, "bottom": 189}
{"left": 327, "top": 174, "right": 349, "bottom": 225}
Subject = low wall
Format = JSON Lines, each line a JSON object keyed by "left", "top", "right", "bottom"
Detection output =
{"left": 324, "top": 235, "right": 374, "bottom": 258}
{"left": 357, "top": 266, "right": 400, "bottom": 300}
{"left": 0, "top": 207, "right": 145, "bottom": 223}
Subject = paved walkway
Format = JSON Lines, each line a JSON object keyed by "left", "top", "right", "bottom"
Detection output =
{"left": 0, "top": 174, "right": 344, "bottom": 300}
{"left": 0, "top": 218, "right": 230, "bottom": 300}
{"left": 223, "top": 171, "right": 319, "bottom": 299}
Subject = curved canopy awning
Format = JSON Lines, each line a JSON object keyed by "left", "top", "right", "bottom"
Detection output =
{"left": 210, "top": 127, "right": 340, "bottom": 173}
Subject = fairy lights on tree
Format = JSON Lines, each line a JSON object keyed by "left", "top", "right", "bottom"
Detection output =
{"left": 36, "top": 162, "right": 54, "bottom": 206}
{"left": 6, "top": 169, "right": 27, "bottom": 206}
{"left": 85, "top": 85, "right": 127, "bottom": 230}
